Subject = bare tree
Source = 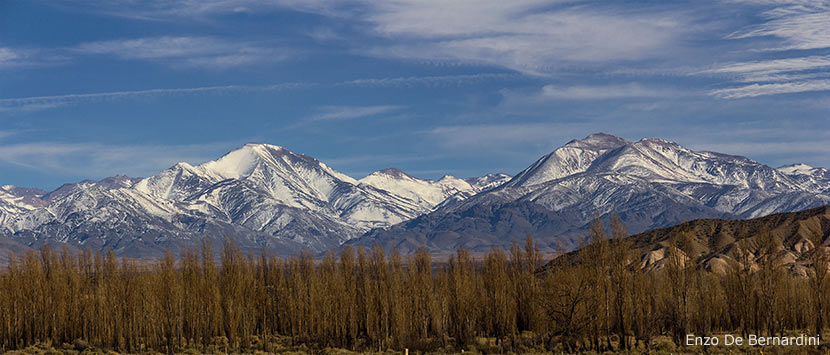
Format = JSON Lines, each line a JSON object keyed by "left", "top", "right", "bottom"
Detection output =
{"left": 807, "top": 227, "right": 828, "bottom": 336}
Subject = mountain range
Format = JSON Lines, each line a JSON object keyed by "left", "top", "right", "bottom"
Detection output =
{"left": 1, "top": 133, "right": 829, "bottom": 260}
{"left": 349, "top": 133, "right": 830, "bottom": 255}
{"left": 0, "top": 143, "right": 509, "bottom": 259}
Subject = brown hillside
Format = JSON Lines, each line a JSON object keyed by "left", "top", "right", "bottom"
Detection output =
{"left": 552, "top": 205, "right": 830, "bottom": 275}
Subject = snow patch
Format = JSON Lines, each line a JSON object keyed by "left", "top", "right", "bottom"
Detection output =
{"left": 779, "top": 163, "right": 816, "bottom": 175}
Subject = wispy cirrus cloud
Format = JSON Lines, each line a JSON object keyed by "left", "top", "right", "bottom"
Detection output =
{"left": 3, "top": 36, "right": 290, "bottom": 72}
{"left": 702, "top": 56, "right": 830, "bottom": 97}
{"left": 707, "top": 1, "right": 830, "bottom": 98}
{"left": 703, "top": 56, "right": 830, "bottom": 78}
{"left": 727, "top": 0, "right": 830, "bottom": 51}
{"left": 0, "top": 83, "right": 311, "bottom": 113}
{"left": 360, "top": 1, "right": 689, "bottom": 75}
{"left": 0, "top": 46, "right": 67, "bottom": 70}
{"left": 50, "top": 0, "right": 351, "bottom": 21}
{"left": 0, "top": 47, "right": 22, "bottom": 68}
{"left": 311, "top": 105, "right": 405, "bottom": 121}
{"left": 0, "top": 74, "right": 509, "bottom": 114}
{"left": 75, "top": 36, "right": 291, "bottom": 69}
{"left": 337, "top": 73, "right": 519, "bottom": 88}
{"left": 495, "top": 83, "right": 685, "bottom": 109}
{"left": 537, "top": 83, "right": 679, "bottom": 100}
{"left": 0, "top": 102, "right": 69, "bottom": 114}
{"left": 710, "top": 79, "right": 830, "bottom": 99}
{"left": 54, "top": 1, "right": 693, "bottom": 76}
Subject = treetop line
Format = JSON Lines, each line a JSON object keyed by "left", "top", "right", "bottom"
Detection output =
{"left": 1, "top": 216, "right": 828, "bottom": 353}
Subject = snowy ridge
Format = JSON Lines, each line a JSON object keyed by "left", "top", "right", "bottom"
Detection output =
{"left": 3, "top": 135, "right": 829, "bottom": 259}
{"left": 0, "top": 186, "right": 47, "bottom": 227}
{"left": 354, "top": 133, "right": 830, "bottom": 255}
{"left": 465, "top": 173, "right": 513, "bottom": 191}
{"left": 777, "top": 163, "right": 830, "bottom": 195}
{"left": 0, "top": 143, "right": 510, "bottom": 258}
{"left": 778, "top": 163, "right": 817, "bottom": 175}
{"left": 358, "top": 169, "right": 513, "bottom": 213}
{"left": 359, "top": 168, "right": 472, "bottom": 208}
{"left": 506, "top": 133, "right": 628, "bottom": 187}
{"left": 499, "top": 134, "right": 830, "bottom": 217}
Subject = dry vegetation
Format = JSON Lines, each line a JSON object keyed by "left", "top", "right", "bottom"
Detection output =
{"left": 1, "top": 213, "right": 829, "bottom": 354}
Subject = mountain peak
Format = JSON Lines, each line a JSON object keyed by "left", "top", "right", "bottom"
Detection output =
{"left": 566, "top": 133, "right": 629, "bottom": 149}
{"left": 464, "top": 173, "right": 512, "bottom": 191}
{"left": 242, "top": 142, "right": 286, "bottom": 150}
{"left": 200, "top": 143, "right": 292, "bottom": 179}
{"left": 96, "top": 175, "right": 138, "bottom": 189}
{"left": 202, "top": 145, "right": 264, "bottom": 179}
{"left": 371, "top": 168, "right": 415, "bottom": 180}
{"left": 506, "top": 133, "right": 629, "bottom": 187}
{"left": 639, "top": 137, "right": 676, "bottom": 145}
{"left": 778, "top": 163, "right": 815, "bottom": 175}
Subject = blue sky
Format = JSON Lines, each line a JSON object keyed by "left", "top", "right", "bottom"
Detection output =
{"left": 1, "top": 0, "right": 829, "bottom": 190}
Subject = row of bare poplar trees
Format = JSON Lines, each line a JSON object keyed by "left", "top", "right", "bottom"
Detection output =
{"left": 0, "top": 218, "right": 827, "bottom": 353}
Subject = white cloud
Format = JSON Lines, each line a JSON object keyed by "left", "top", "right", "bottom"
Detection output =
{"left": 337, "top": 73, "right": 518, "bottom": 88}
{"left": 0, "top": 83, "right": 310, "bottom": 113}
{"left": 312, "top": 105, "right": 404, "bottom": 120}
{"left": 710, "top": 1, "right": 830, "bottom": 98}
{"left": 495, "top": 83, "right": 684, "bottom": 110}
{"left": 0, "top": 47, "right": 20, "bottom": 66}
{"left": 728, "top": 1, "right": 830, "bottom": 51}
{"left": 75, "top": 36, "right": 290, "bottom": 68}
{"left": 0, "top": 102, "right": 69, "bottom": 114}
{"left": 0, "top": 46, "right": 66, "bottom": 70}
{"left": 733, "top": 72, "right": 830, "bottom": 83}
{"left": 703, "top": 56, "right": 830, "bottom": 76}
{"left": 58, "top": 1, "right": 689, "bottom": 75}
{"left": 0, "top": 74, "right": 508, "bottom": 113}
{"left": 702, "top": 56, "right": 830, "bottom": 97}
{"left": 710, "top": 80, "right": 830, "bottom": 98}
{"left": 52, "top": 0, "right": 350, "bottom": 21}
{"left": 538, "top": 83, "right": 676, "bottom": 100}
{"left": 360, "top": 2, "right": 686, "bottom": 75}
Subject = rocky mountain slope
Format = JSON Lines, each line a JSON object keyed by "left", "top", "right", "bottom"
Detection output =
{"left": 779, "top": 163, "right": 830, "bottom": 195}
{"left": 0, "top": 143, "right": 506, "bottom": 259}
{"left": 2, "top": 134, "right": 828, "bottom": 260}
{"left": 350, "top": 133, "right": 830, "bottom": 255}
{"left": 551, "top": 205, "right": 830, "bottom": 276}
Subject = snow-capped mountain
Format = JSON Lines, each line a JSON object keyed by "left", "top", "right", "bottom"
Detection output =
{"left": 505, "top": 133, "right": 629, "bottom": 187}
{"left": 778, "top": 163, "right": 830, "bottom": 195}
{"left": 0, "top": 185, "right": 47, "bottom": 226}
{"left": 130, "top": 144, "right": 460, "bottom": 237}
{"left": 0, "top": 143, "right": 509, "bottom": 259}
{"left": 351, "top": 133, "right": 830, "bottom": 255}
{"left": 358, "top": 168, "right": 511, "bottom": 211}
{"left": 466, "top": 173, "right": 514, "bottom": 191}
{"left": 3, "top": 134, "right": 829, "bottom": 259}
